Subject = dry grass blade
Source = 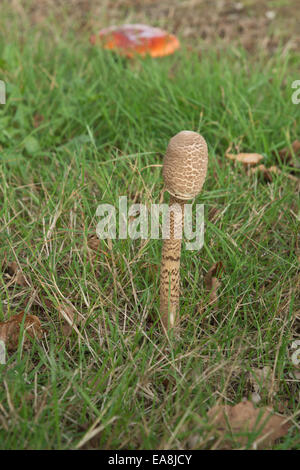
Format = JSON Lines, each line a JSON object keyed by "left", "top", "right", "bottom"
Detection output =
{"left": 75, "top": 416, "right": 118, "bottom": 449}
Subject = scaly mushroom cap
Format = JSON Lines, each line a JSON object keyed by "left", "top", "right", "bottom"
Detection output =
{"left": 163, "top": 131, "right": 208, "bottom": 200}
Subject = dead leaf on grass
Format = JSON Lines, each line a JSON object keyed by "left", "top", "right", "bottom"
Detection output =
{"left": 4, "top": 261, "right": 27, "bottom": 287}
{"left": 251, "top": 164, "right": 299, "bottom": 182}
{"left": 208, "top": 207, "right": 220, "bottom": 223}
{"left": 249, "top": 366, "right": 278, "bottom": 403}
{"left": 277, "top": 140, "right": 300, "bottom": 163}
{"left": 87, "top": 235, "right": 109, "bottom": 260}
{"left": 204, "top": 261, "right": 224, "bottom": 304}
{"left": 57, "top": 303, "right": 82, "bottom": 337}
{"left": 0, "top": 312, "right": 42, "bottom": 352}
{"left": 226, "top": 152, "right": 264, "bottom": 165}
{"left": 87, "top": 235, "right": 101, "bottom": 252}
{"left": 33, "top": 113, "right": 44, "bottom": 128}
{"left": 208, "top": 400, "right": 290, "bottom": 449}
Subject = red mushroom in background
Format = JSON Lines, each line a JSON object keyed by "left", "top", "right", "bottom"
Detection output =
{"left": 90, "top": 24, "right": 180, "bottom": 58}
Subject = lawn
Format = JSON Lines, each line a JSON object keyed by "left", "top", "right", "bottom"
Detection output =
{"left": 0, "top": 1, "right": 299, "bottom": 450}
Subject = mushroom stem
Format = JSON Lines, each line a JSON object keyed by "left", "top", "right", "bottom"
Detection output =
{"left": 158, "top": 130, "right": 208, "bottom": 333}
{"left": 160, "top": 195, "right": 184, "bottom": 330}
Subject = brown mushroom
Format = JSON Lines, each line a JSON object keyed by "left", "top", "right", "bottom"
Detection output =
{"left": 160, "top": 131, "right": 208, "bottom": 331}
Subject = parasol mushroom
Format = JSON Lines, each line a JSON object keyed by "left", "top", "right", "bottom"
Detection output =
{"left": 90, "top": 24, "right": 180, "bottom": 58}
{"left": 160, "top": 131, "right": 208, "bottom": 331}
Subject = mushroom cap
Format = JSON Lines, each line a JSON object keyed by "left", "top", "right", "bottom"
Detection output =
{"left": 90, "top": 24, "right": 180, "bottom": 58}
{"left": 163, "top": 131, "right": 208, "bottom": 200}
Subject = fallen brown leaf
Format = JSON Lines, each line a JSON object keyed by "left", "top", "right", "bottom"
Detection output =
{"left": 208, "top": 400, "right": 290, "bottom": 449}
{"left": 249, "top": 366, "right": 278, "bottom": 403}
{"left": 87, "top": 235, "right": 101, "bottom": 252}
{"left": 277, "top": 140, "right": 300, "bottom": 163}
{"left": 0, "top": 312, "right": 42, "bottom": 351}
{"left": 57, "top": 303, "right": 81, "bottom": 337}
{"left": 208, "top": 277, "right": 221, "bottom": 304}
{"left": 208, "top": 207, "right": 220, "bottom": 223}
{"left": 204, "top": 261, "right": 224, "bottom": 304}
{"left": 33, "top": 113, "right": 44, "bottom": 128}
{"left": 204, "top": 261, "right": 224, "bottom": 287}
{"left": 87, "top": 235, "right": 109, "bottom": 260}
{"left": 5, "top": 261, "right": 27, "bottom": 287}
{"left": 226, "top": 152, "right": 264, "bottom": 165}
{"left": 251, "top": 164, "right": 299, "bottom": 182}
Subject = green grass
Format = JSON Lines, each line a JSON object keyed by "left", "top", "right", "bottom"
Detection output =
{"left": 0, "top": 6, "right": 299, "bottom": 450}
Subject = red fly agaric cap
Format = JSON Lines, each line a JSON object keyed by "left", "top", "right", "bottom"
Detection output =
{"left": 90, "top": 24, "right": 180, "bottom": 58}
{"left": 163, "top": 131, "right": 208, "bottom": 200}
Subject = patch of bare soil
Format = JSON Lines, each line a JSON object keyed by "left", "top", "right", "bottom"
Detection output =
{"left": 9, "top": 0, "right": 300, "bottom": 53}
